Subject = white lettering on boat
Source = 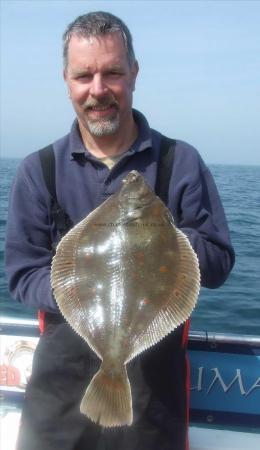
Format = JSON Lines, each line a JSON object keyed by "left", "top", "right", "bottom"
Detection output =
{"left": 207, "top": 368, "right": 246, "bottom": 394}
{"left": 191, "top": 366, "right": 260, "bottom": 396}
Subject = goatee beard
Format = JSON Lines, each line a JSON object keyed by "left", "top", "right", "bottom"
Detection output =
{"left": 87, "top": 115, "right": 120, "bottom": 136}
{"left": 84, "top": 97, "right": 120, "bottom": 137}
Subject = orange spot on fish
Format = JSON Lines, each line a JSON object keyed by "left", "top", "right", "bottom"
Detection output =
{"left": 173, "top": 289, "right": 181, "bottom": 298}
{"left": 143, "top": 298, "right": 150, "bottom": 305}
{"left": 135, "top": 252, "right": 145, "bottom": 266}
{"left": 159, "top": 266, "right": 168, "bottom": 273}
{"left": 152, "top": 206, "right": 161, "bottom": 216}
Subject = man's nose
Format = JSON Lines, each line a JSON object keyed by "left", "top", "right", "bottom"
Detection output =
{"left": 89, "top": 74, "right": 108, "bottom": 97}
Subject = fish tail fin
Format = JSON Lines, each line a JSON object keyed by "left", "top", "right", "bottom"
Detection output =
{"left": 80, "top": 363, "right": 133, "bottom": 427}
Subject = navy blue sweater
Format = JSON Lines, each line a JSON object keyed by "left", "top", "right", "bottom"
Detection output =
{"left": 5, "top": 110, "right": 235, "bottom": 313}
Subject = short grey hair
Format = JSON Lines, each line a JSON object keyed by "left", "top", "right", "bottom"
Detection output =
{"left": 63, "top": 11, "right": 136, "bottom": 69}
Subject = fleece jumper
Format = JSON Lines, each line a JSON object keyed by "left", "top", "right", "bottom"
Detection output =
{"left": 5, "top": 109, "right": 235, "bottom": 450}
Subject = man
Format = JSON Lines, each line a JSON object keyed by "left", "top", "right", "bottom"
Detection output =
{"left": 5, "top": 11, "right": 235, "bottom": 450}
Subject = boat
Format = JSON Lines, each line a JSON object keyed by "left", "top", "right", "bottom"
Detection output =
{"left": 0, "top": 316, "right": 259, "bottom": 450}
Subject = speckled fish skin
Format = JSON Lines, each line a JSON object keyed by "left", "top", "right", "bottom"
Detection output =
{"left": 51, "top": 170, "right": 200, "bottom": 428}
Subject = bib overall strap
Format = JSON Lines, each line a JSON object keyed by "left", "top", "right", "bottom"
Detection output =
{"left": 155, "top": 135, "right": 176, "bottom": 205}
{"left": 39, "top": 145, "right": 73, "bottom": 240}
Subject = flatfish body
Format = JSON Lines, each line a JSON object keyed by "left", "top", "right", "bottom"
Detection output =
{"left": 51, "top": 171, "right": 200, "bottom": 427}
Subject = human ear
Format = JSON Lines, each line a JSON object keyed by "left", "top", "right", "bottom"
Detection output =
{"left": 131, "top": 61, "right": 139, "bottom": 91}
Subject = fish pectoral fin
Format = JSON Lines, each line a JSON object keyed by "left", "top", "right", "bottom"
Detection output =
{"left": 80, "top": 363, "right": 133, "bottom": 428}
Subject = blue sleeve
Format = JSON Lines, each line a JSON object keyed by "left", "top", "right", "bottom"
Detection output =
{"left": 4, "top": 154, "right": 59, "bottom": 313}
{"left": 170, "top": 142, "right": 235, "bottom": 289}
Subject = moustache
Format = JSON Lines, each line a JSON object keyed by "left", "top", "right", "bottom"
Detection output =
{"left": 83, "top": 97, "right": 119, "bottom": 111}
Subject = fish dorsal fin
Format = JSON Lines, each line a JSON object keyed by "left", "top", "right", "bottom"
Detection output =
{"left": 127, "top": 227, "right": 200, "bottom": 362}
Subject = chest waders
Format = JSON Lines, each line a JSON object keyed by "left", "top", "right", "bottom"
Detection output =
{"left": 17, "top": 137, "right": 190, "bottom": 450}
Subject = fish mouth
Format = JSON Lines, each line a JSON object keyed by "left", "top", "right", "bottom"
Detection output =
{"left": 121, "top": 171, "right": 145, "bottom": 197}
{"left": 119, "top": 171, "right": 155, "bottom": 206}
{"left": 122, "top": 171, "right": 142, "bottom": 185}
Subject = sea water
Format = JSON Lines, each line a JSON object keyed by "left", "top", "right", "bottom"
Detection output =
{"left": 0, "top": 158, "right": 259, "bottom": 335}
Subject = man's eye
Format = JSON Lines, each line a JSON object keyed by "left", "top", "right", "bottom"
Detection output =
{"left": 105, "top": 71, "right": 123, "bottom": 79}
{"left": 76, "top": 74, "right": 92, "bottom": 81}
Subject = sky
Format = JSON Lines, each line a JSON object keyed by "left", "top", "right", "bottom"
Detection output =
{"left": 1, "top": 0, "right": 259, "bottom": 165}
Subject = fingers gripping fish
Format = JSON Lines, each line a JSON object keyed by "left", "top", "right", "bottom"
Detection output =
{"left": 51, "top": 170, "right": 200, "bottom": 427}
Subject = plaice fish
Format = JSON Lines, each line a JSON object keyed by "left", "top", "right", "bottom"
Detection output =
{"left": 51, "top": 170, "right": 200, "bottom": 428}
